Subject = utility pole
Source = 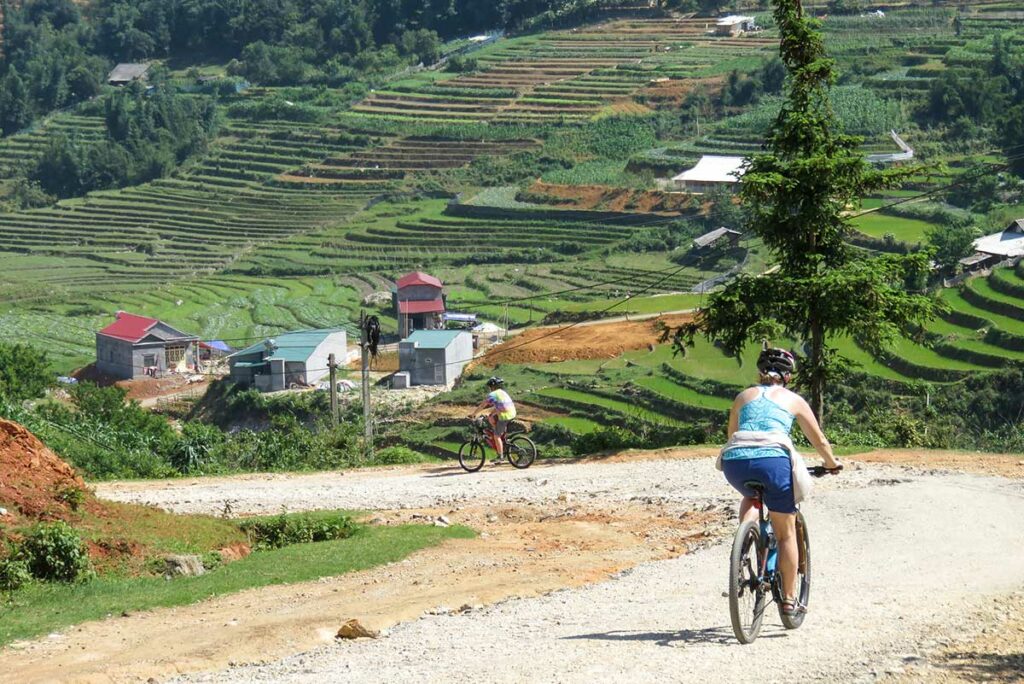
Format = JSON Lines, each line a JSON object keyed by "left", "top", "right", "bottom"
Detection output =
{"left": 328, "top": 353, "right": 339, "bottom": 427}
{"left": 359, "top": 310, "right": 373, "bottom": 459}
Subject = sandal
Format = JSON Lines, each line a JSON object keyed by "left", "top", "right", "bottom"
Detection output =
{"left": 781, "top": 599, "right": 806, "bottom": 616}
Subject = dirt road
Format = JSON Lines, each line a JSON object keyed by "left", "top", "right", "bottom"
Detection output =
{"left": 3, "top": 451, "right": 1024, "bottom": 683}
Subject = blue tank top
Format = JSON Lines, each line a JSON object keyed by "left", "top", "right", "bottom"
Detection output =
{"left": 722, "top": 386, "right": 795, "bottom": 461}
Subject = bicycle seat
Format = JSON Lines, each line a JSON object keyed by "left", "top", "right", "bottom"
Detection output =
{"left": 743, "top": 480, "right": 765, "bottom": 492}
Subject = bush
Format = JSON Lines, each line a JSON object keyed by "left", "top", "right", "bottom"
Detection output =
{"left": 0, "top": 553, "right": 32, "bottom": 592}
{"left": 168, "top": 422, "right": 223, "bottom": 474}
{"left": 238, "top": 512, "right": 357, "bottom": 550}
{"left": 21, "top": 522, "right": 92, "bottom": 583}
{"left": 0, "top": 343, "right": 52, "bottom": 402}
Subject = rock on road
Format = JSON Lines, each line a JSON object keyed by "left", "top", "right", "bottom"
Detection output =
{"left": 99, "top": 456, "right": 1024, "bottom": 684}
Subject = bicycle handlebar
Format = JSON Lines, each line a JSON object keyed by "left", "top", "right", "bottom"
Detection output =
{"left": 807, "top": 464, "right": 844, "bottom": 477}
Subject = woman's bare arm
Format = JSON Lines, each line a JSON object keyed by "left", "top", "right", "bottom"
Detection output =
{"left": 791, "top": 396, "right": 840, "bottom": 469}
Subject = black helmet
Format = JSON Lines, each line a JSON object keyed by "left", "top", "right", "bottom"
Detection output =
{"left": 486, "top": 376, "right": 504, "bottom": 389}
{"left": 757, "top": 343, "right": 796, "bottom": 376}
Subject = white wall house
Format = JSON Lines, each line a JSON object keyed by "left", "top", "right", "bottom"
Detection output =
{"left": 673, "top": 155, "right": 746, "bottom": 193}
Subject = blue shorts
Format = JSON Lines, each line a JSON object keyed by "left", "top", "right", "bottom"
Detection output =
{"left": 722, "top": 456, "right": 796, "bottom": 514}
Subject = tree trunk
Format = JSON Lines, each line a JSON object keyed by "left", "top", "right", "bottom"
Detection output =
{"left": 809, "top": 317, "right": 825, "bottom": 425}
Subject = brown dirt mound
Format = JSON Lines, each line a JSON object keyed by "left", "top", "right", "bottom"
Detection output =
{"left": 0, "top": 419, "right": 91, "bottom": 523}
{"left": 482, "top": 314, "right": 691, "bottom": 366}
{"left": 524, "top": 180, "right": 695, "bottom": 214}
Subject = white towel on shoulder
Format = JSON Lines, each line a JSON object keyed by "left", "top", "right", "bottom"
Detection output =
{"left": 718, "top": 430, "right": 814, "bottom": 504}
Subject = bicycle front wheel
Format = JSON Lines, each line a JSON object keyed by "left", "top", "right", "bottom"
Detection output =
{"left": 506, "top": 435, "right": 537, "bottom": 469}
{"left": 458, "top": 440, "right": 486, "bottom": 473}
{"left": 729, "top": 519, "right": 767, "bottom": 644}
{"left": 779, "top": 511, "right": 811, "bottom": 629}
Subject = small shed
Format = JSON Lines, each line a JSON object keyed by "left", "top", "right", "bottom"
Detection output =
{"left": 672, "top": 155, "right": 746, "bottom": 193}
{"left": 693, "top": 227, "right": 742, "bottom": 251}
{"left": 973, "top": 219, "right": 1024, "bottom": 260}
{"left": 958, "top": 252, "right": 998, "bottom": 273}
{"left": 715, "top": 15, "right": 757, "bottom": 36}
{"left": 398, "top": 330, "right": 473, "bottom": 386}
{"left": 199, "top": 340, "right": 233, "bottom": 361}
{"left": 394, "top": 271, "right": 445, "bottom": 338}
{"left": 228, "top": 329, "right": 347, "bottom": 392}
{"left": 107, "top": 63, "right": 151, "bottom": 86}
{"left": 95, "top": 311, "right": 199, "bottom": 380}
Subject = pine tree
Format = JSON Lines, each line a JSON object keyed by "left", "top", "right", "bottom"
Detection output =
{"left": 670, "top": 0, "right": 937, "bottom": 422}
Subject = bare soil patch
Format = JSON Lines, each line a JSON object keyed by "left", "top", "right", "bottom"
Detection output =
{"left": 481, "top": 313, "right": 692, "bottom": 365}
{"left": 0, "top": 419, "right": 90, "bottom": 526}
{"left": 0, "top": 419, "right": 243, "bottom": 574}
{"left": 855, "top": 448, "right": 1024, "bottom": 480}
{"left": 524, "top": 180, "right": 694, "bottom": 214}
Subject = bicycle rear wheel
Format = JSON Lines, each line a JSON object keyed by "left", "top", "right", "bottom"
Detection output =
{"left": 458, "top": 440, "right": 486, "bottom": 473}
{"left": 506, "top": 435, "right": 537, "bottom": 469}
{"left": 779, "top": 512, "right": 811, "bottom": 629}
{"left": 729, "top": 519, "right": 767, "bottom": 644}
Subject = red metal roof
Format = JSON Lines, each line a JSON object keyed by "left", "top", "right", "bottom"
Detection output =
{"left": 97, "top": 311, "right": 159, "bottom": 343}
{"left": 396, "top": 271, "right": 443, "bottom": 289}
{"left": 398, "top": 299, "right": 445, "bottom": 315}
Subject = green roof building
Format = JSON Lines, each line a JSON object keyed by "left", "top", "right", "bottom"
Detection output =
{"left": 228, "top": 329, "right": 348, "bottom": 392}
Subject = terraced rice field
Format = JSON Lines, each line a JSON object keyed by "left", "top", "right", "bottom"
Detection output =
{"left": 348, "top": 17, "right": 776, "bottom": 126}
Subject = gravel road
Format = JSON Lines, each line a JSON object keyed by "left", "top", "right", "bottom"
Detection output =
{"left": 98, "top": 456, "right": 1024, "bottom": 683}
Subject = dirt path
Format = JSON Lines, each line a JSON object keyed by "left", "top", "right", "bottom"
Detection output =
{"left": 3, "top": 450, "right": 1023, "bottom": 682}
{"left": 176, "top": 471, "right": 1024, "bottom": 684}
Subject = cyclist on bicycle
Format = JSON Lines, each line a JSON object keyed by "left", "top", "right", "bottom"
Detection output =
{"left": 472, "top": 377, "right": 517, "bottom": 461}
{"left": 720, "top": 344, "right": 841, "bottom": 617}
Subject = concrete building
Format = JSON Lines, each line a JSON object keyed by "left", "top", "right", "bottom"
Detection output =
{"left": 95, "top": 312, "right": 198, "bottom": 380}
{"left": 672, "top": 155, "right": 746, "bottom": 193}
{"left": 394, "top": 271, "right": 445, "bottom": 338}
{"left": 107, "top": 63, "right": 151, "bottom": 86}
{"left": 228, "top": 329, "right": 347, "bottom": 392}
{"left": 398, "top": 330, "right": 473, "bottom": 386}
{"left": 715, "top": 15, "right": 757, "bottom": 36}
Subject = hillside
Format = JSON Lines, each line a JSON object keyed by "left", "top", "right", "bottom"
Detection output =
{"left": 0, "top": 1, "right": 1022, "bottom": 458}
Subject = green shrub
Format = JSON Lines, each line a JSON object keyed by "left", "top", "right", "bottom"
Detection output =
{"left": 21, "top": 522, "right": 92, "bottom": 583}
{"left": 238, "top": 512, "right": 357, "bottom": 550}
{"left": 168, "top": 422, "right": 223, "bottom": 474}
{"left": 55, "top": 485, "right": 86, "bottom": 512}
{"left": 0, "top": 553, "right": 32, "bottom": 592}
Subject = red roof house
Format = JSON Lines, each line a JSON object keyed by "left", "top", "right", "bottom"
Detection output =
{"left": 396, "top": 271, "right": 443, "bottom": 289}
{"left": 96, "top": 311, "right": 198, "bottom": 380}
{"left": 394, "top": 271, "right": 445, "bottom": 338}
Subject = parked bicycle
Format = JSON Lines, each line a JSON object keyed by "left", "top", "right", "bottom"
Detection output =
{"left": 458, "top": 416, "right": 537, "bottom": 472}
{"left": 728, "top": 465, "right": 842, "bottom": 644}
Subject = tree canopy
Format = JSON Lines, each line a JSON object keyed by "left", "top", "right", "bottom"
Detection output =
{"left": 671, "top": 0, "right": 937, "bottom": 421}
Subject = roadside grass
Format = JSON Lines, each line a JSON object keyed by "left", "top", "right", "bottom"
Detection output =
{"left": 77, "top": 502, "right": 247, "bottom": 575}
{"left": 0, "top": 522, "right": 473, "bottom": 646}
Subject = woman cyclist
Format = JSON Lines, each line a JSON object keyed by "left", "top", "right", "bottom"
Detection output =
{"left": 720, "top": 345, "right": 841, "bottom": 616}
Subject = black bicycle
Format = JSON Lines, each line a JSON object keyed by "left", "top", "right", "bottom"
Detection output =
{"left": 458, "top": 417, "right": 537, "bottom": 472}
{"left": 728, "top": 465, "right": 842, "bottom": 644}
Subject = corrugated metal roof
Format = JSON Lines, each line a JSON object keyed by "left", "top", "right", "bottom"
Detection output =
{"left": 693, "top": 227, "right": 742, "bottom": 249}
{"left": 230, "top": 329, "right": 344, "bottom": 363}
{"left": 402, "top": 330, "right": 467, "bottom": 349}
{"left": 97, "top": 311, "right": 194, "bottom": 343}
{"left": 974, "top": 230, "right": 1024, "bottom": 259}
{"left": 108, "top": 63, "right": 150, "bottom": 82}
{"left": 396, "top": 271, "right": 443, "bottom": 289}
{"left": 673, "top": 156, "right": 746, "bottom": 183}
